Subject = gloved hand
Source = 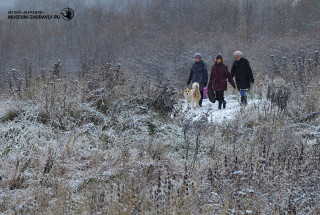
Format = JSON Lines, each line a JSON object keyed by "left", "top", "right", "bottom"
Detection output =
{"left": 251, "top": 79, "right": 254, "bottom": 84}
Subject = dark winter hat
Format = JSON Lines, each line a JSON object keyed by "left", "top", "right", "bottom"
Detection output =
{"left": 216, "top": 55, "right": 223, "bottom": 60}
{"left": 215, "top": 55, "right": 223, "bottom": 63}
{"left": 194, "top": 53, "right": 202, "bottom": 59}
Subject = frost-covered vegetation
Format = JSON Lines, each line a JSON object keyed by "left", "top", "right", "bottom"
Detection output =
{"left": 0, "top": 53, "right": 319, "bottom": 214}
{"left": 1, "top": 0, "right": 320, "bottom": 214}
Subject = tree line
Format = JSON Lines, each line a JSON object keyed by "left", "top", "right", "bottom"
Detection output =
{"left": 0, "top": 0, "right": 319, "bottom": 86}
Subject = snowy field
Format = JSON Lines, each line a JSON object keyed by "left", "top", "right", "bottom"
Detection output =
{"left": 0, "top": 88, "right": 319, "bottom": 214}
{"left": 180, "top": 94, "right": 262, "bottom": 123}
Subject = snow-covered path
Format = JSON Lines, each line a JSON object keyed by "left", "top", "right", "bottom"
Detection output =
{"left": 181, "top": 94, "right": 261, "bottom": 123}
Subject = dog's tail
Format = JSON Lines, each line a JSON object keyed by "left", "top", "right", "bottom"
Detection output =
{"left": 192, "top": 82, "right": 199, "bottom": 90}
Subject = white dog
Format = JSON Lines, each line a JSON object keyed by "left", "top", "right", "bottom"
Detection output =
{"left": 184, "top": 82, "right": 201, "bottom": 109}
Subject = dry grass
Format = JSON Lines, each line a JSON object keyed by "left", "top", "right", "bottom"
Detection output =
{"left": 0, "top": 56, "right": 319, "bottom": 214}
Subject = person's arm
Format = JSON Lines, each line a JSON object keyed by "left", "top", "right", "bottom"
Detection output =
{"left": 246, "top": 59, "right": 254, "bottom": 83}
{"left": 226, "top": 66, "right": 236, "bottom": 89}
{"left": 203, "top": 64, "right": 208, "bottom": 87}
{"left": 230, "top": 61, "right": 236, "bottom": 78}
{"left": 187, "top": 69, "right": 193, "bottom": 85}
{"left": 208, "top": 66, "right": 214, "bottom": 88}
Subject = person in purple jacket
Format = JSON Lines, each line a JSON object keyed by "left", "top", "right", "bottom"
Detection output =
{"left": 208, "top": 55, "right": 236, "bottom": 109}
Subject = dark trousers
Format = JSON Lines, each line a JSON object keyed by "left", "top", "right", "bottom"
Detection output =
{"left": 199, "top": 90, "right": 203, "bottom": 106}
{"left": 215, "top": 91, "right": 224, "bottom": 101}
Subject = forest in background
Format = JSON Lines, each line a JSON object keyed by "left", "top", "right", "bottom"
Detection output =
{"left": 1, "top": 0, "right": 319, "bottom": 88}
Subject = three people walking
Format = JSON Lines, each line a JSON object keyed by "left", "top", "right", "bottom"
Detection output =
{"left": 188, "top": 51, "right": 254, "bottom": 109}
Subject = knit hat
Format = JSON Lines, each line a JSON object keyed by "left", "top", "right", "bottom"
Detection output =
{"left": 194, "top": 53, "right": 202, "bottom": 59}
{"left": 216, "top": 55, "right": 223, "bottom": 60}
{"left": 215, "top": 55, "right": 223, "bottom": 63}
{"left": 234, "top": 51, "right": 243, "bottom": 56}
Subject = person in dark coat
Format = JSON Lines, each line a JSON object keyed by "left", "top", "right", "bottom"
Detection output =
{"left": 187, "top": 53, "right": 208, "bottom": 107}
{"left": 230, "top": 51, "right": 254, "bottom": 105}
{"left": 209, "top": 55, "right": 236, "bottom": 109}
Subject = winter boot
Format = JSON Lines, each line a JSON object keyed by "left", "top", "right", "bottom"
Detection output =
{"left": 223, "top": 100, "right": 226, "bottom": 109}
{"left": 241, "top": 96, "right": 247, "bottom": 105}
{"left": 243, "top": 96, "right": 247, "bottom": 105}
{"left": 218, "top": 100, "right": 223, "bottom": 109}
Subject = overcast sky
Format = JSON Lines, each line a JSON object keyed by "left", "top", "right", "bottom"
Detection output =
{"left": 0, "top": 1, "right": 15, "bottom": 7}
{"left": 0, "top": 0, "right": 15, "bottom": 18}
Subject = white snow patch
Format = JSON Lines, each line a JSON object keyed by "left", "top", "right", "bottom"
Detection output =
{"left": 233, "top": 170, "right": 245, "bottom": 175}
{"left": 180, "top": 95, "right": 261, "bottom": 123}
{"left": 247, "top": 189, "right": 255, "bottom": 193}
{"left": 238, "top": 191, "right": 246, "bottom": 196}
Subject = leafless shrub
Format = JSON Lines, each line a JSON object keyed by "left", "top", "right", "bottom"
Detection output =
{"left": 269, "top": 50, "right": 320, "bottom": 118}
{"left": 267, "top": 84, "right": 290, "bottom": 111}
{"left": 0, "top": 109, "right": 20, "bottom": 122}
{"left": 3, "top": 59, "right": 128, "bottom": 131}
{"left": 136, "top": 71, "right": 178, "bottom": 116}
{"left": 9, "top": 158, "right": 30, "bottom": 190}
{"left": 52, "top": 61, "right": 62, "bottom": 79}
{"left": 43, "top": 155, "right": 55, "bottom": 175}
